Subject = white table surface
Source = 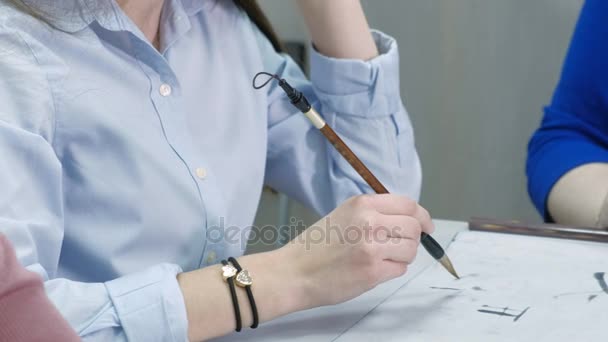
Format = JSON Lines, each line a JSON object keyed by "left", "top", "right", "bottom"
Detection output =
{"left": 214, "top": 220, "right": 468, "bottom": 342}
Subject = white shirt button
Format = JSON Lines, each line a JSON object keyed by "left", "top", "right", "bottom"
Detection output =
{"left": 206, "top": 251, "right": 216, "bottom": 264}
{"left": 159, "top": 83, "right": 172, "bottom": 97}
{"left": 195, "top": 167, "right": 208, "bottom": 180}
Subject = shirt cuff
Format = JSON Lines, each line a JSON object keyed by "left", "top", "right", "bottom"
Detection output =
{"left": 310, "top": 30, "right": 402, "bottom": 117}
{"left": 105, "top": 263, "right": 188, "bottom": 342}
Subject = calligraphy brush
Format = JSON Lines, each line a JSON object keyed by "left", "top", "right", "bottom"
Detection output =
{"left": 254, "top": 72, "right": 459, "bottom": 279}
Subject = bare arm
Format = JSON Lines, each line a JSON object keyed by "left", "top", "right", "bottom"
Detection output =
{"left": 177, "top": 195, "right": 433, "bottom": 341}
{"left": 177, "top": 249, "right": 306, "bottom": 341}
{"left": 295, "top": 0, "right": 378, "bottom": 60}
{"left": 547, "top": 163, "right": 608, "bottom": 228}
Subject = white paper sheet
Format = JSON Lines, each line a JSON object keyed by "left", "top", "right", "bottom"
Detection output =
{"left": 336, "top": 231, "right": 608, "bottom": 342}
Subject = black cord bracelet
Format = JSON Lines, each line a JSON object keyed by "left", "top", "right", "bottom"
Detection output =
{"left": 221, "top": 260, "right": 242, "bottom": 332}
{"left": 228, "top": 257, "right": 259, "bottom": 329}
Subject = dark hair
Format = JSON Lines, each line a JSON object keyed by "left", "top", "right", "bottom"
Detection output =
{"left": 233, "top": 0, "right": 283, "bottom": 53}
{"left": 6, "top": 0, "right": 283, "bottom": 52}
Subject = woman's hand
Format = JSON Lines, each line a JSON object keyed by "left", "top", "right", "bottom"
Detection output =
{"left": 295, "top": 0, "right": 378, "bottom": 60}
{"left": 178, "top": 194, "right": 433, "bottom": 341}
{"left": 281, "top": 194, "right": 434, "bottom": 308}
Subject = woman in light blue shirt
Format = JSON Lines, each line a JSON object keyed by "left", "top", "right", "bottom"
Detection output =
{"left": 0, "top": 0, "right": 432, "bottom": 340}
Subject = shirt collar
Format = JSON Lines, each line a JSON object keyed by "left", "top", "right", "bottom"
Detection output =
{"left": 19, "top": 0, "right": 115, "bottom": 32}
{"left": 23, "top": 0, "right": 215, "bottom": 33}
{"left": 180, "top": 0, "right": 216, "bottom": 16}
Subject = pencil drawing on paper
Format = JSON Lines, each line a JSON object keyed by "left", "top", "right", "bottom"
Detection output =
{"left": 594, "top": 272, "right": 608, "bottom": 294}
{"left": 477, "top": 305, "right": 530, "bottom": 322}
{"left": 428, "top": 286, "right": 486, "bottom": 291}
{"left": 338, "top": 232, "right": 608, "bottom": 341}
{"left": 429, "top": 286, "right": 462, "bottom": 291}
{"left": 553, "top": 272, "right": 608, "bottom": 302}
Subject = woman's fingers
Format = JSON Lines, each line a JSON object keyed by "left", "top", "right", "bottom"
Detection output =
{"left": 379, "top": 260, "right": 409, "bottom": 283}
{"left": 376, "top": 237, "right": 419, "bottom": 264}
{"left": 358, "top": 194, "right": 435, "bottom": 235}
{"left": 370, "top": 214, "right": 423, "bottom": 265}
{"left": 370, "top": 215, "right": 422, "bottom": 243}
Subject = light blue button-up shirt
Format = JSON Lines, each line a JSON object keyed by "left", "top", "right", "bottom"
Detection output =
{"left": 0, "top": 0, "right": 421, "bottom": 340}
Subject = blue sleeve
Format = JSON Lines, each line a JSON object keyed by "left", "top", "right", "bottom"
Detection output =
{"left": 527, "top": 0, "right": 608, "bottom": 220}
{"left": 0, "top": 25, "right": 188, "bottom": 342}
{"left": 254, "top": 27, "right": 422, "bottom": 215}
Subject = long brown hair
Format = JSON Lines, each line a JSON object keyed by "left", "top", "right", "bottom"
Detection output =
{"left": 6, "top": 0, "right": 283, "bottom": 52}
{"left": 233, "top": 0, "right": 283, "bottom": 53}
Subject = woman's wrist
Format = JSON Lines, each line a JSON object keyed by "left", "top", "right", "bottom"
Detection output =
{"left": 176, "top": 248, "right": 312, "bottom": 341}
{"left": 295, "top": 0, "right": 378, "bottom": 60}
{"left": 237, "top": 248, "right": 312, "bottom": 320}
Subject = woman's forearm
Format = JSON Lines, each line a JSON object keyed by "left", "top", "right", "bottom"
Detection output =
{"left": 295, "top": 0, "right": 378, "bottom": 60}
{"left": 547, "top": 163, "right": 608, "bottom": 228}
{"left": 178, "top": 194, "right": 434, "bottom": 341}
{"left": 177, "top": 249, "right": 309, "bottom": 341}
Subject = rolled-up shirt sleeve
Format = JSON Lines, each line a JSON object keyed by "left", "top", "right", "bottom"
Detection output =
{"left": 260, "top": 27, "right": 421, "bottom": 215}
{"left": 46, "top": 264, "right": 188, "bottom": 341}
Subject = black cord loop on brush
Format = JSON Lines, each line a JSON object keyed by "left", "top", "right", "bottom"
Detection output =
{"left": 253, "top": 72, "right": 312, "bottom": 113}
{"left": 253, "top": 72, "right": 280, "bottom": 90}
{"left": 221, "top": 260, "right": 242, "bottom": 332}
{"left": 228, "top": 257, "right": 259, "bottom": 329}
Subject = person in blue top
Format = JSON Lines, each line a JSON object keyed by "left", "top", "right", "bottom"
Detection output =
{"left": 527, "top": 0, "right": 608, "bottom": 229}
{"left": 0, "top": 0, "right": 432, "bottom": 341}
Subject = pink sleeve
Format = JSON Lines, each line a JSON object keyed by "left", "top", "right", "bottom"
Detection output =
{"left": 0, "top": 235, "right": 80, "bottom": 342}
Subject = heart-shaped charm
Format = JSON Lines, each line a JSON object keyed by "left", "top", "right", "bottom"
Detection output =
{"left": 222, "top": 264, "right": 237, "bottom": 280}
{"left": 235, "top": 270, "right": 253, "bottom": 287}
